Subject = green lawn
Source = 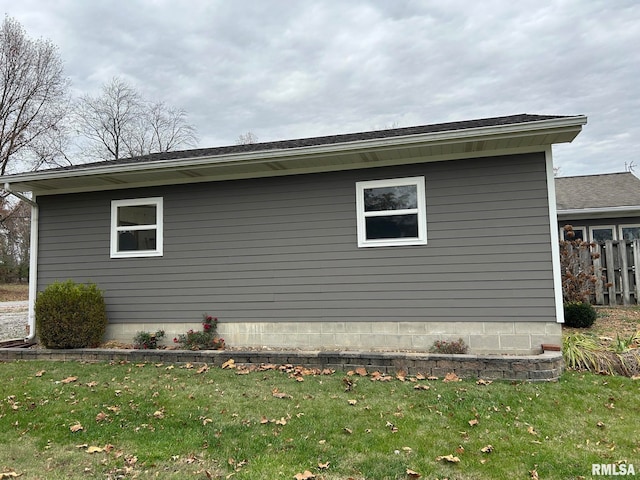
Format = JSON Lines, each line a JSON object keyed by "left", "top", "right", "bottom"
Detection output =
{"left": 0, "top": 360, "right": 638, "bottom": 479}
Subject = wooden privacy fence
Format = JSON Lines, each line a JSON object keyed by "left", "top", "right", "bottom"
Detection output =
{"left": 585, "top": 240, "right": 640, "bottom": 306}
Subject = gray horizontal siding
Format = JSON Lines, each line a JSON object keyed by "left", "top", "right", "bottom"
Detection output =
{"left": 36, "top": 152, "right": 557, "bottom": 325}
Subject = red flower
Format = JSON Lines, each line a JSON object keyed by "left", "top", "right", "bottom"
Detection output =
{"left": 203, "top": 323, "right": 211, "bottom": 331}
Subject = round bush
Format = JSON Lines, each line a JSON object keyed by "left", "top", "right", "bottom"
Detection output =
{"left": 563, "top": 301, "right": 597, "bottom": 328}
{"left": 35, "top": 280, "right": 108, "bottom": 348}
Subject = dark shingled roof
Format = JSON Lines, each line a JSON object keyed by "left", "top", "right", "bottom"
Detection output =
{"left": 44, "top": 113, "right": 569, "bottom": 173}
{"left": 555, "top": 172, "right": 640, "bottom": 210}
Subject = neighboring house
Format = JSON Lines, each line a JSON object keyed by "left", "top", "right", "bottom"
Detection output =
{"left": 2, "top": 114, "right": 586, "bottom": 354}
{"left": 555, "top": 172, "right": 640, "bottom": 242}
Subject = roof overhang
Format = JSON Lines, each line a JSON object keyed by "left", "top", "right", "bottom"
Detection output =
{"left": 557, "top": 205, "right": 640, "bottom": 220}
{"left": 2, "top": 115, "right": 586, "bottom": 196}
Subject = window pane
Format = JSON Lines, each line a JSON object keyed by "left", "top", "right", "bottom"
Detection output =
{"left": 118, "top": 230, "right": 157, "bottom": 251}
{"left": 365, "top": 214, "right": 418, "bottom": 240}
{"left": 364, "top": 185, "right": 417, "bottom": 211}
{"left": 592, "top": 228, "right": 614, "bottom": 242}
{"left": 118, "top": 205, "right": 156, "bottom": 227}
{"left": 621, "top": 227, "right": 640, "bottom": 241}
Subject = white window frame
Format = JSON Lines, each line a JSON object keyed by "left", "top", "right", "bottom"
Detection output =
{"left": 356, "top": 176, "right": 427, "bottom": 248}
{"left": 560, "top": 225, "right": 586, "bottom": 241}
{"left": 589, "top": 225, "right": 616, "bottom": 243}
{"left": 619, "top": 224, "right": 640, "bottom": 241}
{"left": 110, "top": 197, "right": 163, "bottom": 258}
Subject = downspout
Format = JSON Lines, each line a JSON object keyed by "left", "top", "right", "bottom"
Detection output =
{"left": 3, "top": 183, "right": 38, "bottom": 341}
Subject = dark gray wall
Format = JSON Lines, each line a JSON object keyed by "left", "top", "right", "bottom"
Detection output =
{"left": 36, "top": 152, "right": 556, "bottom": 324}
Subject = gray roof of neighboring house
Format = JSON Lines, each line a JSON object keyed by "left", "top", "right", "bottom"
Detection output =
{"left": 555, "top": 172, "right": 640, "bottom": 210}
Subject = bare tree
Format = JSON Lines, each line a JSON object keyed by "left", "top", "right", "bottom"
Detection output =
{"left": 0, "top": 197, "right": 30, "bottom": 282}
{"left": 74, "top": 77, "right": 198, "bottom": 161}
{"left": 0, "top": 15, "right": 71, "bottom": 175}
{"left": 236, "top": 131, "right": 258, "bottom": 145}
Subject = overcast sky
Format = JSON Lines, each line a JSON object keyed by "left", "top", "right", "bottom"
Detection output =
{"left": 3, "top": 0, "right": 639, "bottom": 177}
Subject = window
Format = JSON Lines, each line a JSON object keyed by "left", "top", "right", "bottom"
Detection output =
{"left": 356, "top": 176, "right": 427, "bottom": 247}
{"left": 111, "top": 197, "right": 163, "bottom": 258}
{"left": 590, "top": 226, "right": 615, "bottom": 243}
{"left": 560, "top": 226, "right": 586, "bottom": 241}
{"left": 620, "top": 224, "right": 640, "bottom": 241}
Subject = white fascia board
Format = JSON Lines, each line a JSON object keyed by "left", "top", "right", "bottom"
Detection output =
{"left": 3, "top": 115, "right": 587, "bottom": 187}
{"left": 557, "top": 206, "right": 640, "bottom": 218}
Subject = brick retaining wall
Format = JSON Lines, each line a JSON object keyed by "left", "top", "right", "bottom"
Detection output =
{"left": 0, "top": 348, "right": 564, "bottom": 381}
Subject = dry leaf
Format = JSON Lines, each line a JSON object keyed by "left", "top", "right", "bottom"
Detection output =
{"left": 197, "top": 364, "right": 209, "bottom": 374}
{"left": 153, "top": 410, "right": 164, "bottom": 419}
{"left": 61, "top": 376, "right": 78, "bottom": 384}
{"left": 95, "top": 412, "right": 108, "bottom": 422}
{"left": 436, "top": 454, "right": 460, "bottom": 463}
{"left": 443, "top": 372, "right": 460, "bottom": 383}
{"left": 35, "top": 370, "right": 45, "bottom": 377}
{"left": 355, "top": 367, "right": 367, "bottom": 376}
{"left": 476, "top": 379, "right": 492, "bottom": 385}
{"left": 596, "top": 421, "right": 605, "bottom": 428}
{"left": 414, "top": 384, "right": 430, "bottom": 390}
{"left": 318, "top": 461, "right": 330, "bottom": 469}
{"left": 343, "top": 427, "right": 353, "bottom": 434}
{"left": 348, "top": 399, "right": 358, "bottom": 405}
{"left": 530, "top": 468, "right": 539, "bottom": 480}
{"left": 272, "top": 388, "right": 292, "bottom": 399}
{"left": 293, "top": 471, "right": 315, "bottom": 480}
{"left": 87, "top": 446, "right": 103, "bottom": 454}
{"left": 0, "top": 472, "right": 20, "bottom": 479}
{"left": 406, "top": 469, "right": 422, "bottom": 478}
{"left": 468, "top": 419, "right": 479, "bottom": 427}
{"left": 221, "top": 359, "right": 235, "bottom": 369}
{"left": 480, "top": 445, "right": 493, "bottom": 453}
{"left": 527, "top": 426, "right": 537, "bottom": 435}
{"left": 275, "top": 417, "right": 287, "bottom": 426}
{"left": 70, "top": 423, "right": 83, "bottom": 432}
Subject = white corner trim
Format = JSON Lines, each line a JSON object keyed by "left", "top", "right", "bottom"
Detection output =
{"left": 546, "top": 149, "right": 564, "bottom": 324}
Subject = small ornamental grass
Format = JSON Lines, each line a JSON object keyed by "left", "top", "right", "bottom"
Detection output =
{"left": 429, "top": 338, "right": 468, "bottom": 354}
{"left": 173, "top": 314, "right": 225, "bottom": 350}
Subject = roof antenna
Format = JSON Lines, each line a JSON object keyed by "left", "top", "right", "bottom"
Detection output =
{"left": 626, "top": 161, "right": 635, "bottom": 173}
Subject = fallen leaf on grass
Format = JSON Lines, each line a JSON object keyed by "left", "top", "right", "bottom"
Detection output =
{"left": 343, "top": 427, "right": 353, "bottom": 434}
{"left": 221, "top": 359, "right": 235, "bottom": 369}
{"left": 153, "top": 410, "right": 164, "bottom": 419}
{"left": 34, "top": 370, "right": 45, "bottom": 377}
{"left": 318, "top": 462, "right": 330, "bottom": 469}
{"left": 197, "top": 364, "right": 209, "bottom": 374}
{"left": 530, "top": 468, "right": 539, "bottom": 479}
{"left": 468, "top": 419, "right": 479, "bottom": 427}
{"left": 95, "top": 412, "right": 108, "bottom": 422}
{"left": 476, "top": 379, "right": 492, "bottom": 385}
{"left": 596, "top": 421, "right": 605, "bottom": 428}
{"left": 480, "top": 445, "right": 493, "bottom": 453}
{"left": 354, "top": 367, "right": 367, "bottom": 376}
{"left": 272, "top": 388, "right": 292, "bottom": 399}
{"left": 527, "top": 426, "right": 538, "bottom": 436}
{"left": 87, "top": 446, "right": 103, "bottom": 454}
{"left": 60, "top": 376, "right": 78, "bottom": 384}
{"left": 0, "top": 472, "right": 20, "bottom": 479}
{"left": 348, "top": 399, "right": 358, "bottom": 405}
{"left": 70, "top": 423, "right": 83, "bottom": 433}
{"left": 443, "top": 372, "right": 460, "bottom": 383}
{"left": 406, "top": 469, "right": 422, "bottom": 478}
{"left": 414, "top": 384, "right": 430, "bottom": 390}
{"left": 293, "top": 471, "right": 315, "bottom": 480}
{"left": 436, "top": 454, "right": 460, "bottom": 463}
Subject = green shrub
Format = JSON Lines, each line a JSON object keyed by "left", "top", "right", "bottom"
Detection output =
{"left": 133, "top": 330, "right": 165, "bottom": 349}
{"left": 35, "top": 280, "right": 108, "bottom": 348}
{"left": 429, "top": 338, "right": 468, "bottom": 354}
{"left": 563, "top": 301, "right": 597, "bottom": 328}
{"left": 173, "top": 314, "right": 225, "bottom": 350}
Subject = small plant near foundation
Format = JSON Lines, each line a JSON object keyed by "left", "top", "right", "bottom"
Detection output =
{"left": 429, "top": 338, "right": 468, "bottom": 354}
{"left": 173, "top": 314, "right": 225, "bottom": 350}
{"left": 133, "top": 330, "right": 165, "bottom": 349}
{"left": 563, "top": 301, "right": 597, "bottom": 328}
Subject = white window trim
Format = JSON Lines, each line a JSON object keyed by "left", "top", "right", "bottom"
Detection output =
{"left": 619, "top": 224, "right": 640, "bottom": 241}
{"left": 560, "top": 225, "right": 586, "bottom": 241}
{"left": 356, "top": 176, "right": 427, "bottom": 248}
{"left": 589, "top": 225, "right": 616, "bottom": 242}
{"left": 110, "top": 197, "right": 163, "bottom": 258}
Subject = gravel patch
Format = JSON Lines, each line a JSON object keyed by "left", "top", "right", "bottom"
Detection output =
{"left": 0, "top": 301, "right": 29, "bottom": 341}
